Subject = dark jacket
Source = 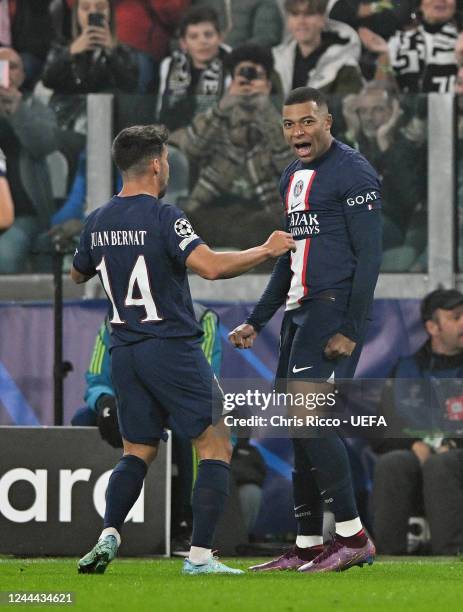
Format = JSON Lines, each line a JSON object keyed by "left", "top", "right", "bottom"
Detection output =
{"left": 41, "top": 42, "right": 139, "bottom": 94}
{"left": 11, "top": 0, "right": 54, "bottom": 60}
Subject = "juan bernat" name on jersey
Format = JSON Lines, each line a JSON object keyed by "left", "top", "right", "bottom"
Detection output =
{"left": 90, "top": 230, "right": 148, "bottom": 249}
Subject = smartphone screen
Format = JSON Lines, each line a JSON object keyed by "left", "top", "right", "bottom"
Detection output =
{"left": 88, "top": 12, "right": 105, "bottom": 28}
{"left": 0, "top": 60, "right": 9, "bottom": 88}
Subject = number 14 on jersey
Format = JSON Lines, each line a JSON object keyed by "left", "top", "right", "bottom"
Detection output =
{"left": 96, "top": 256, "right": 162, "bottom": 324}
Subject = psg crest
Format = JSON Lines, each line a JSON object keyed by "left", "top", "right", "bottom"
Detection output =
{"left": 174, "top": 218, "right": 195, "bottom": 238}
{"left": 293, "top": 180, "right": 304, "bottom": 197}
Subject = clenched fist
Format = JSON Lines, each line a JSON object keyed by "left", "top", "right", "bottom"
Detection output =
{"left": 324, "top": 333, "right": 356, "bottom": 360}
{"left": 263, "top": 230, "right": 296, "bottom": 257}
{"left": 228, "top": 323, "right": 257, "bottom": 349}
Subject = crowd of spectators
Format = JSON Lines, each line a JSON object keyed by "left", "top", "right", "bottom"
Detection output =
{"left": 169, "top": 42, "right": 293, "bottom": 250}
{"left": 1, "top": 0, "right": 462, "bottom": 272}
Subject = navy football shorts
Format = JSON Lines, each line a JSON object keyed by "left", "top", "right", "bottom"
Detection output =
{"left": 111, "top": 337, "right": 218, "bottom": 445}
{"left": 275, "top": 297, "right": 367, "bottom": 383}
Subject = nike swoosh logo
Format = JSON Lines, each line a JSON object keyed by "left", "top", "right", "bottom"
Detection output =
{"left": 292, "top": 365, "right": 313, "bottom": 373}
{"left": 294, "top": 505, "right": 305, "bottom": 511}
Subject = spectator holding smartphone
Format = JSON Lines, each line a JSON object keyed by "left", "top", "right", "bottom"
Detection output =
{"left": 65, "top": 0, "right": 191, "bottom": 93}
{"left": 40, "top": 0, "right": 139, "bottom": 191}
{"left": 41, "top": 0, "right": 138, "bottom": 95}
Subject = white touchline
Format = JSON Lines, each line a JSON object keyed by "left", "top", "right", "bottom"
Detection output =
{"left": 292, "top": 365, "right": 314, "bottom": 373}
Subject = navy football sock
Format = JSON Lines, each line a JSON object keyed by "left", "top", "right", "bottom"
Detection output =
{"left": 298, "top": 436, "right": 358, "bottom": 522}
{"left": 292, "top": 470, "right": 324, "bottom": 535}
{"left": 191, "top": 459, "right": 230, "bottom": 549}
{"left": 104, "top": 454, "right": 148, "bottom": 532}
{"left": 292, "top": 439, "right": 323, "bottom": 536}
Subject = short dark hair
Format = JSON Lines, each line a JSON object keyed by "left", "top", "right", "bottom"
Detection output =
{"left": 72, "top": 0, "right": 116, "bottom": 39}
{"left": 227, "top": 43, "right": 274, "bottom": 80}
{"left": 284, "top": 86, "right": 329, "bottom": 109}
{"left": 178, "top": 6, "right": 221, "bottom": 38}
{"left": 112, "top": 125, "right": 169, "bottom": 174}
{"left": 421, "top": 289, "right": 463, "bottom": 323}
{"left": 284, "top": 0, "right": 328, "bottom": 15}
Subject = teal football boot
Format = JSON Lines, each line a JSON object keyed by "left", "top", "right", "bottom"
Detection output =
{"left": 78, "top": 535, "right": 119, "bottom": 574}
{"left": 182, "top": 557, "right": 244, "bottom": 575}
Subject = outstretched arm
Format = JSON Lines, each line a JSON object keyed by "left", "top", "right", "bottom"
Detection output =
{"left": 186, "top": 231, "right": 295, "bottom": 280}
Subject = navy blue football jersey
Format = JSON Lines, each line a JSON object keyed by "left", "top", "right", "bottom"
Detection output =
{"left": 246, "top": 138, "right": 382, "bottom": 341}
{"left": 280, "top": 139, "right": 382, "bottom": 310}
{"left": 73, "top": 195, "right": 204, "bottom": 346}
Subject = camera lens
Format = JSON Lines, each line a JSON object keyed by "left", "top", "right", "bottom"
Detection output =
{"left": 238, "top": 66, "right": 259, "bottom": 81}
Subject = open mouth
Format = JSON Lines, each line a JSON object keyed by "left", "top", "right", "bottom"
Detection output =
{"left": 294, "top": 142, "right": 312, "bottom": 157}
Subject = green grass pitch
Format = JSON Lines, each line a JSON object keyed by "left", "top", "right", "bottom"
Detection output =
{"left": 1, "top": 557, "right": 462, "bottom": 612}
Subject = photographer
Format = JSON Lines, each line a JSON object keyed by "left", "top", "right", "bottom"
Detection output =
{"left": 169, "top": 43, "right": 293, "bottom": 250}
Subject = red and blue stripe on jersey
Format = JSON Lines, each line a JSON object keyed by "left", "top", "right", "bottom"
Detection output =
{"left": 285, "top": 169, "right": 317, "bottom": 309}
